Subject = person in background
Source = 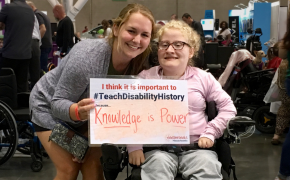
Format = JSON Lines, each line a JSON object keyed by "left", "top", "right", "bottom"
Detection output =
{"left": 28, "top": 14, "right": 41, "bottom": 90}
{"left": 27, "top": 1, "right": 52, "bottom": 73}
{"left": 82, "top": 26, "right": 88, "bottom": 33}
{"left": 274, "top": 12, "right": 290, "bottom": 180}
{"left": 182, "top": 13, "right": 206, "bottom": 69}
{"left": 108, "top": 19, "right": 113, "bottom": 27}
{"left": 52, "top": 31, "right": 57, "bottom": 42}
{"left": 216, "top": 21, "right": 231, "bottom": 46}
{"left": 53, "top": 4, "right": 74, "bottom": 59}
{"left": 0, "top": 0, "right": 34, "bottom": 93}
{"left": 171, "top": 14, "right": 178, "bottom": 20}
{"left": 0, "top": 35, "right": 4, "bottom": 49}
{"left": 265, "top": 42, "right": 282, "bottom": 71}
{"left": 74, "top": 32, "right": 81, "bottom": 43}
{"left": 100, "top": 19, "right": 112, "bottom": 38}
{"left": 29, "top": 3, "right": 155, "bottom": 180}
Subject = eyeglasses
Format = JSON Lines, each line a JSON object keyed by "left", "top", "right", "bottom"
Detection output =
{"left": 158, "top": 41, "right": 191, "bottom": 50}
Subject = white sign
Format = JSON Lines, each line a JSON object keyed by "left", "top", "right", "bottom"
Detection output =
{"left": 89, "top": 78, "right": 189, "bottom": 146}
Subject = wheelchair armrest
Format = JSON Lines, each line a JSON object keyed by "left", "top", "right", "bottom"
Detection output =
{"left": 228, "top": 116, "right": 255, "bottom": 132}
{"left": 246, "top": 68, "right": 275, "bottom": 76}
{"left": 100, "top": 144, "right": 128, "bottom": 180}
{"left": 207, "top": 64, "right": 221, "bottom": 69}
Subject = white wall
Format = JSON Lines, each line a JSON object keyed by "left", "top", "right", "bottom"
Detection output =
{"left": 270, "top": 1, "right": 280, "bottom": 42}
{"left": 279, "top": 6, "right": 288, "bottom": 40}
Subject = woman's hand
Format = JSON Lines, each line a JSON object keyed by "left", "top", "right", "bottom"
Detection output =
{"left": 70, "top": 98, "right": 95, "bottom": 121}
{"left": 198, "top": 137, "right": 214, "bottom": 148}
{"left": 129, "top": 150, "right": 145, "bottom": 166}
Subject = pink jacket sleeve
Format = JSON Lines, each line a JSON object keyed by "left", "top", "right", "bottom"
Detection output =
{"left": 200, "top": 73, "right": 237, "bottom": 142}
{"left": 127, "top": 145, "right": 143, "bottom": 154}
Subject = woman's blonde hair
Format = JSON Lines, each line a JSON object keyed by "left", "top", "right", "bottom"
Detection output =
{"left": 156, "top": 20, "right": 201, "bottom": 66}
{"left": 108, "top": 4, "right": 155, "bottom": 75}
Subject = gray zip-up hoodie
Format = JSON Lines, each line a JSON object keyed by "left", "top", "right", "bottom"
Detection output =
{"left": 29, "top": 38, "right": 111, "bottom": 129}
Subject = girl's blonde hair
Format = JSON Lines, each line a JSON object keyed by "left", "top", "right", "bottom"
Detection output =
{"left": 156, "top": 20, "right": 201, "bottom": 66}
{"left": 108, "top": 4, "right": 155, "bottom": 75}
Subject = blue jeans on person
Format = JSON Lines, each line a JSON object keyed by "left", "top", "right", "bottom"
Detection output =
{"left": 40, "top": 47, "right": 52, "bottom": 72}
{"left": 278, "top": 130, "right": 290, "bottom": 179}
{"left": 286, "top": 77, "right": 290, "bottom": 97}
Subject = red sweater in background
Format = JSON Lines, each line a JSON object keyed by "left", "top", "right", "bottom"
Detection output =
{"left": 267, "top": 57, "right": 282, "bottom": 70}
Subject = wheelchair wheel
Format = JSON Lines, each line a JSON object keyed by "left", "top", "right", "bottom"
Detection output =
{"left": 0, "top": 102, "right": 18, "bottom": 165}
{"left": 253, "top": 106, "right": 276, "bottom": 134}
{"left": 31, "top": 160, "right": 43, "bottom": 172}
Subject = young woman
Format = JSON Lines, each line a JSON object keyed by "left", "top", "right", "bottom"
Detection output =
{"left": 265, "top": 42, "right": 282, "bottom": 71}
{"left": 217, "top": 21, "right": 232, "bottom": 46}
{"left": 29, "top": 4, "right": 155, "bottom": 180}
{"left": 128, "top": 20, "right": 236, "bottom": 180}
{"left": 101, "top": 19, "right": 112, "bottom": 38}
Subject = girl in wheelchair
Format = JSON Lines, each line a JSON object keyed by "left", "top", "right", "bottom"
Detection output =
{"left": 128, "top": 20, "right": 237, "bottom": 180}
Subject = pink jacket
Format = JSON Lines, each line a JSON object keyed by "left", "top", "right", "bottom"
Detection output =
{"left": 218, "top": 49, "right": 254, "bottom": 87}
{"left": 127, "top": 66, "right": 237, "bottom": 153}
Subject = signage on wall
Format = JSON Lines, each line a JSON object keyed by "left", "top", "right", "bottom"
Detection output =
{"left": 229, "top": 16, "right": 240, "bottom": 42}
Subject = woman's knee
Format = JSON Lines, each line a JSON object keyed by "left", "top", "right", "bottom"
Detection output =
{"left": 56, "top": 163, "right": 80, "bottom": 178}
{"left": 36, "top": 131, "right": 81, "bottom": 179}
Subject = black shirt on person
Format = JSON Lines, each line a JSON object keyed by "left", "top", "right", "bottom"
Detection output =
{"left": 56, "top": 16, "right": 74, "bottom": 54}
{"left": 190, "top": 21, "right": 206, "bottom": 69}
{"left": 0, "top": 0, "right": 34, "bottom": 59}
{"left": 35, "top": 9, "right": 52, "bottom": 48}
{"left": 190, "top": 21, "right": 206, "bottom": 49}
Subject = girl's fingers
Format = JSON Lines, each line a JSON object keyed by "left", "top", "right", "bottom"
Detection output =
{"left": 78, "top": 98, "right": 95, "bottom": 106}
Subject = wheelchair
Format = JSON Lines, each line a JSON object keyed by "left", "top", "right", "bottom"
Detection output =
{"left": 100, "top": 102, "right": 256, "bottom": 180}
{"left": 0, "top": 68, "right": 45, "bottom": 172}
{"left": 223, "top": 59, "right": 276, "bottom": 134}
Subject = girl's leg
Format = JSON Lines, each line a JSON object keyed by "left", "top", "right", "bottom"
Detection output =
{"left": 141, "top": 150, "right": 178, "bottom": 180}
{"left": 179, "top": 150, "right": 222, "bottom": 180}
{"left": 37, "top": 131, "right": 81, "bottom": 180}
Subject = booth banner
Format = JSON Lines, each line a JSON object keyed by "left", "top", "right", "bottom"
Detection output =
{"left": 229, "top": 16, "right": 240, "bottom": 42}
{"left": 89, "top": 78, "right": 189, "bottom": 145}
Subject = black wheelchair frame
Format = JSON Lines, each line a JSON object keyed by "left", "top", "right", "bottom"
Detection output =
{"left": 100, "top": 102, "right": 256, "bottom": 180}
{"left": 0, "top": 68, "right": 45, "bottom": 172}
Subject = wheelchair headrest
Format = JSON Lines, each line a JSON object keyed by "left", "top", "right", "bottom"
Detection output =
{"left": 0, "top": 68, "right": 15, "bottom": 76}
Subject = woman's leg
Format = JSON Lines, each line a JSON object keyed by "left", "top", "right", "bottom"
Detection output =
{"left": 141, "top": 150, "right": 178, "bottom": 180}
{"left": 273, "top": 90, "right": 290, "bottom": 143}
{"left": 279, "top": 130, "right": 290, "bottom": 178}
{"left": 37, "top": 131, "right": 81, "bottom": 180}
{"left": 179, "top": 150, "right": 222, "bottom": 180}
{"left": 80, "top": 147, "right": 104, "bottom": 180}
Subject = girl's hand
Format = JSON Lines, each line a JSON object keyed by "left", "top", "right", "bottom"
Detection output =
{"left": 129, "top": 150, "right": 145, "bottom": 166}
{"left": 198, "top": 137, "right": 214, "bottom": 148}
